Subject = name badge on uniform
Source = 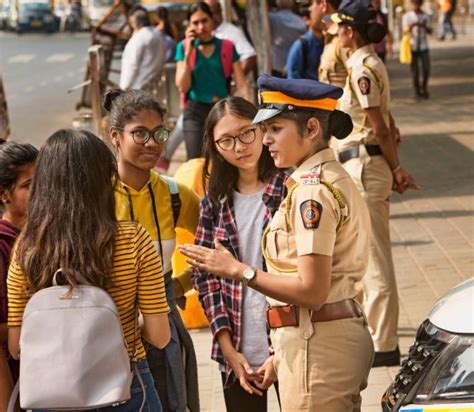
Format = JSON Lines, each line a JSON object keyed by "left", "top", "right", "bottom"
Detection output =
{"left": 300, "top": 200, "right": 323, "bottom": 230}
{"left": 300, "top": 165, "right": 321, "bottom": 185}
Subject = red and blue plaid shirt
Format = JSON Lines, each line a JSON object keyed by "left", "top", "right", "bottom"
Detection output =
{"left": 191, "top": 172, "right": 288, "bottom": 387}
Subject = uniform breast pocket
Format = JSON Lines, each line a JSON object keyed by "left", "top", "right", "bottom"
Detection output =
{"left": 265, "top": 211, "right": 291, "bottom": 261}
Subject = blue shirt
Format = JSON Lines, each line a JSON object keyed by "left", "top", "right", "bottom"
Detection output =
{"left": 286, "top": 30, "right": 324, "bottom": 81}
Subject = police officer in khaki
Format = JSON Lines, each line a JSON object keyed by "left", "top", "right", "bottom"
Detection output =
{"left": 181, "top": 75, "right": 374, "bottom": 411}
{"left": 0, "top": 73, "right": 10, "bottom": 140}
{"left": 333, "top": 0, "right": 420, "bottom": 367}
{"left": 319, "top": 0, "right": 349, "bottom": 88}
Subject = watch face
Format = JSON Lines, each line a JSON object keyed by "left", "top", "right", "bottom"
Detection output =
{"left": 243, "top": 267, "right": 256, "bottom": 283}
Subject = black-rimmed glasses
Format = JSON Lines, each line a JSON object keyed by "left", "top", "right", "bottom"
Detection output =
{"left": 214, "top": 127, "right": 257, "bottom": 151}
{"left": 115, "top": 126, "right": 171, "bottom": 145}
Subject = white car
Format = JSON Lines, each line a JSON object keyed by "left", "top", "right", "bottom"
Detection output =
{"left": 382, "top": 278, "right": 474, "bottom": 411}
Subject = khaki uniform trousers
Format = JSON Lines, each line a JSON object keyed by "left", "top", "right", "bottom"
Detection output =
{"left": 343, "top": 154, "right": 399, "bottom": 352}
{"left": 271, "top": 308, "right": 374, "bottom": 411}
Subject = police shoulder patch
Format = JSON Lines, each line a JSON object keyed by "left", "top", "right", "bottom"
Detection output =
{"left": 300, "top": 200, "right": 323, "bottom": 230}
{"left": 358, "top": 76, "right": 371, "bottom": 95}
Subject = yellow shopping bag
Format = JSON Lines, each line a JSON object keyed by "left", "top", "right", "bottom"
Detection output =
{"left": 399, "top": 32, "right": 412, "bottom": 64}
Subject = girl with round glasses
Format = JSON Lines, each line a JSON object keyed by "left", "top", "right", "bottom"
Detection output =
{"left": 104, "top": 89, "right": 201, "bottom": 412}
{"left": 192, "top": 96, "right": 286, "bottom": 411}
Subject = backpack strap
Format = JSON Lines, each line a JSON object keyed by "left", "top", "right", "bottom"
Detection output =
{"left": 162, "top": 175, "right": 181, "bottom": 227}
{"left": 220, "top": 38, "right": 234, "bottom": 79}
{"left": 299, "top": 35, "right": 309, "bottom": 75}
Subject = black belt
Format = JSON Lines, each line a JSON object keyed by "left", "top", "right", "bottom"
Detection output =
{"left": 338, "top": 144, "right": 383, "bottom": 164}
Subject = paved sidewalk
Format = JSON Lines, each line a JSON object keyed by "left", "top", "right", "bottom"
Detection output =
{"left": 169, "top": 35, "right": 474, "bottom": 412}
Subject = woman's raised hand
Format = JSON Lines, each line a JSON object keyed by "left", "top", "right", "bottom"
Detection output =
{"left": 179, "top": 240, "right": 245, "bottom": 280}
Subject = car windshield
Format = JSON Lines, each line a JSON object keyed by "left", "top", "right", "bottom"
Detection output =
{"left": 20, "top": 2, "right": 50, "bottom": 11}
{"left": 415, "top": 337, "right": 474, "bottom": 401}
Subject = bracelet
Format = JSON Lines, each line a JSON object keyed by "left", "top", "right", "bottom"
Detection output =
{"left": 392, "top": 164, "right": 401, "bottom": 174}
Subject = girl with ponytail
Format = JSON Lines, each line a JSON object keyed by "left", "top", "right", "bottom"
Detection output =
{"left": 332, "top": 0, "right": 419, "bottom": 367}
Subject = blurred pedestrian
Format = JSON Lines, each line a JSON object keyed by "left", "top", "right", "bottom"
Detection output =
{"left": 403, "top": 0, "right": 432, "bottom": 99}
{"left": 319, "top": 0, "right": 349, "bottom": 89}
{"left": 175, "top": 2, "right": 250, "bottom": 160}
{"left": 205, "top": 0, "right": 257, "bottom": 75}
{"left": 181, "top": 75, "right": 374, "bottom": 411}
{"left": 155, "top": 6, "right": 180, "bottom": 41}
{"left": 372, "top": 0, "right": 393, "bottom": 62}
{"left": 192, "top": 96, "right": 285, "bottom": 411}
{"left": 120, "top": 7, "right": 167, "bottom": 93}
{"left": 7, "top": 129, "right": 171, "bottom": 411}
{"left": 437, "top": 0, "right": 457, "bottom": 40}
{"left": 0, "top": 139, "right": 37, "bottom": 410}
{"left": 156, "top": 0, "right": 257, "bottom": 172}
{"left": 155, "top": 7, "right": 178, "bottom": 63}
{"left": 287, "top": 0, "right": 325, "bottom": 81}
{"left": 104, "top": 89, "right": 201, "bottom": 412}
{"left": 334, "top": 0, "right": 420, "bottom": 367}
{"left": 0, "top": 75, "right": 9, "bottom": 141}
{"left": 269, "top": 0, "right": 307, "bottom": 77}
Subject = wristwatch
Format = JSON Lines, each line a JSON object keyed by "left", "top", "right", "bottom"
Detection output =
{"left": 242, "top": 266, "right": 257, "bottom": 287}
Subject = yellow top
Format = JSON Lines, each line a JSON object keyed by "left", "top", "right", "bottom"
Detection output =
{"left": 337, "top": 45, "right": 391, "bottom": 151}
{"left": 115, "top": 170, "right": 200, "bottom": 293}
{"left": 7, "top": 221, "right": 169, "bottom": 359}
{"left": 263, "top": 149, "right": 370, "bottom": 307}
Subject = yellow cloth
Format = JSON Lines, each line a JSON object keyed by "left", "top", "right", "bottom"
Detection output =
{"left": 7, "top": 222, "right": 169, "bottom": 360}
{"left": 115, "top": 170, "right": 199, "bottom": 292}
{"left": 400, "top": 32, "right": 412, "bottom": 65}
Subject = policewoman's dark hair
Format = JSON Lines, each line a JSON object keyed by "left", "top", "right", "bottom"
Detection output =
{"left": 187, "top": 1, "right": 213, "bottom": 20}
{"left": 103, "top": 89, "right": 166, "bottom": 129}
{"left": 0, "top": 139, "right": 38, "bottom": 213}
{"left": 277, "top": 108, "right": 353, "bottom": 141}
{"left": 16, "top": 129, "right": 118, "bottom": 293}
{"left": 203, "top": 97, "right": 278, "bottom": 216}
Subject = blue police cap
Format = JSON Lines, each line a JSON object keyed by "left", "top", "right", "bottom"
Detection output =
{"left": 331, "top": 0, "right": 372, "bottom": 26}
{"left": 253, "top": 74, "right": 344, "bottom": 124}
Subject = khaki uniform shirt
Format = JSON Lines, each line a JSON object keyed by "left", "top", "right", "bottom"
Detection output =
{"left": 318, "top": 23, "right": 349, "bottom": 89}
{"left": 263, "top": 149, "right": 370, "bottom": 307}
{"left": 337, "top": 45, "right": 391, "bottom": 151}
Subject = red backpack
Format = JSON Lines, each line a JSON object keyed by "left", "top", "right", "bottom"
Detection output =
{"left": 179, "top": 38, "right": 234, "bottom": 108}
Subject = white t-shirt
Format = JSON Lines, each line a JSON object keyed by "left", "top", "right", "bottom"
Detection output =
{"left": 233, "top": 189, "right": 269, "bottom": 370}
{"left": 120, "top": 26, "right": 166, "bottom": 90}
{"left": 214, "top": 21, "right": 256, "bottom": 61}
{"left": 402, "top": 11, "right": 432, "bottom": 52}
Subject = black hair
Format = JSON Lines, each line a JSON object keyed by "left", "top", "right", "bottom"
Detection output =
{"left": 276, "top": 108, "right": 353, "bottom": 141}
{"left": 0, "top": 139, "right": 38, "bottom": 212}
{"left": 156, "top": 6, "right": 174, "bottom": 38}
{"left": 103, "top": 89, "right": 166, "bottom": 129}
{"left": 327, "top": 0, "right": 342, "bottom": 10}
{"left": 202, "top": 97, "right": 278, "bottom": 216}
{"left": 187, "top": 1, "right": 213, "bottom": 21}
{"left": 17, "top": 129, "right": 118, "bottom": 293}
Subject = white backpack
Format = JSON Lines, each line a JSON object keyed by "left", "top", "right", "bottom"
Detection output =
{"left": 8, "top": 269, "right": 132, "bottom": 411}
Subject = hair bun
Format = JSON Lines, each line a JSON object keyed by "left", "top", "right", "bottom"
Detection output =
{"left": 0, "top": 138, "right": 6, "bottom": 146}
{"left": 103, "top": 89, "right": 123, "bottom": 113}
{"left": 329, "top": 110, "right": 353, "bottom": 140}
{"left": 367, "top": 22, "right": 387, "bottom": 44}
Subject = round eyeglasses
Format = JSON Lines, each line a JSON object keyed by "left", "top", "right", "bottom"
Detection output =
{"left": 215, "top": 127, "right": 257, "bottom": 151}
{"left": 116, "top": 126, "right": 171, "bottom": 145}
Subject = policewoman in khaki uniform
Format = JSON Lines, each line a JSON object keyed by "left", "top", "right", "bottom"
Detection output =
{"left": 333, "top": 0, "right": 420, "bottom": 367}
{"left": 181, "top": 75, "right": 374, "bottom": 411}
{"left": 319, "top": 0, "right": 349, "bottom": 89}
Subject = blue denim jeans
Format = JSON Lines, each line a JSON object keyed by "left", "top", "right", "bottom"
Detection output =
{"left": 33, "top": 359, "right": 162, "bottom": 412}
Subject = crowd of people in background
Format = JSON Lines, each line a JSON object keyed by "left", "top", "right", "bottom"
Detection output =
{"left": 0, "top": 0, "right": 463, "bottom": 410}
